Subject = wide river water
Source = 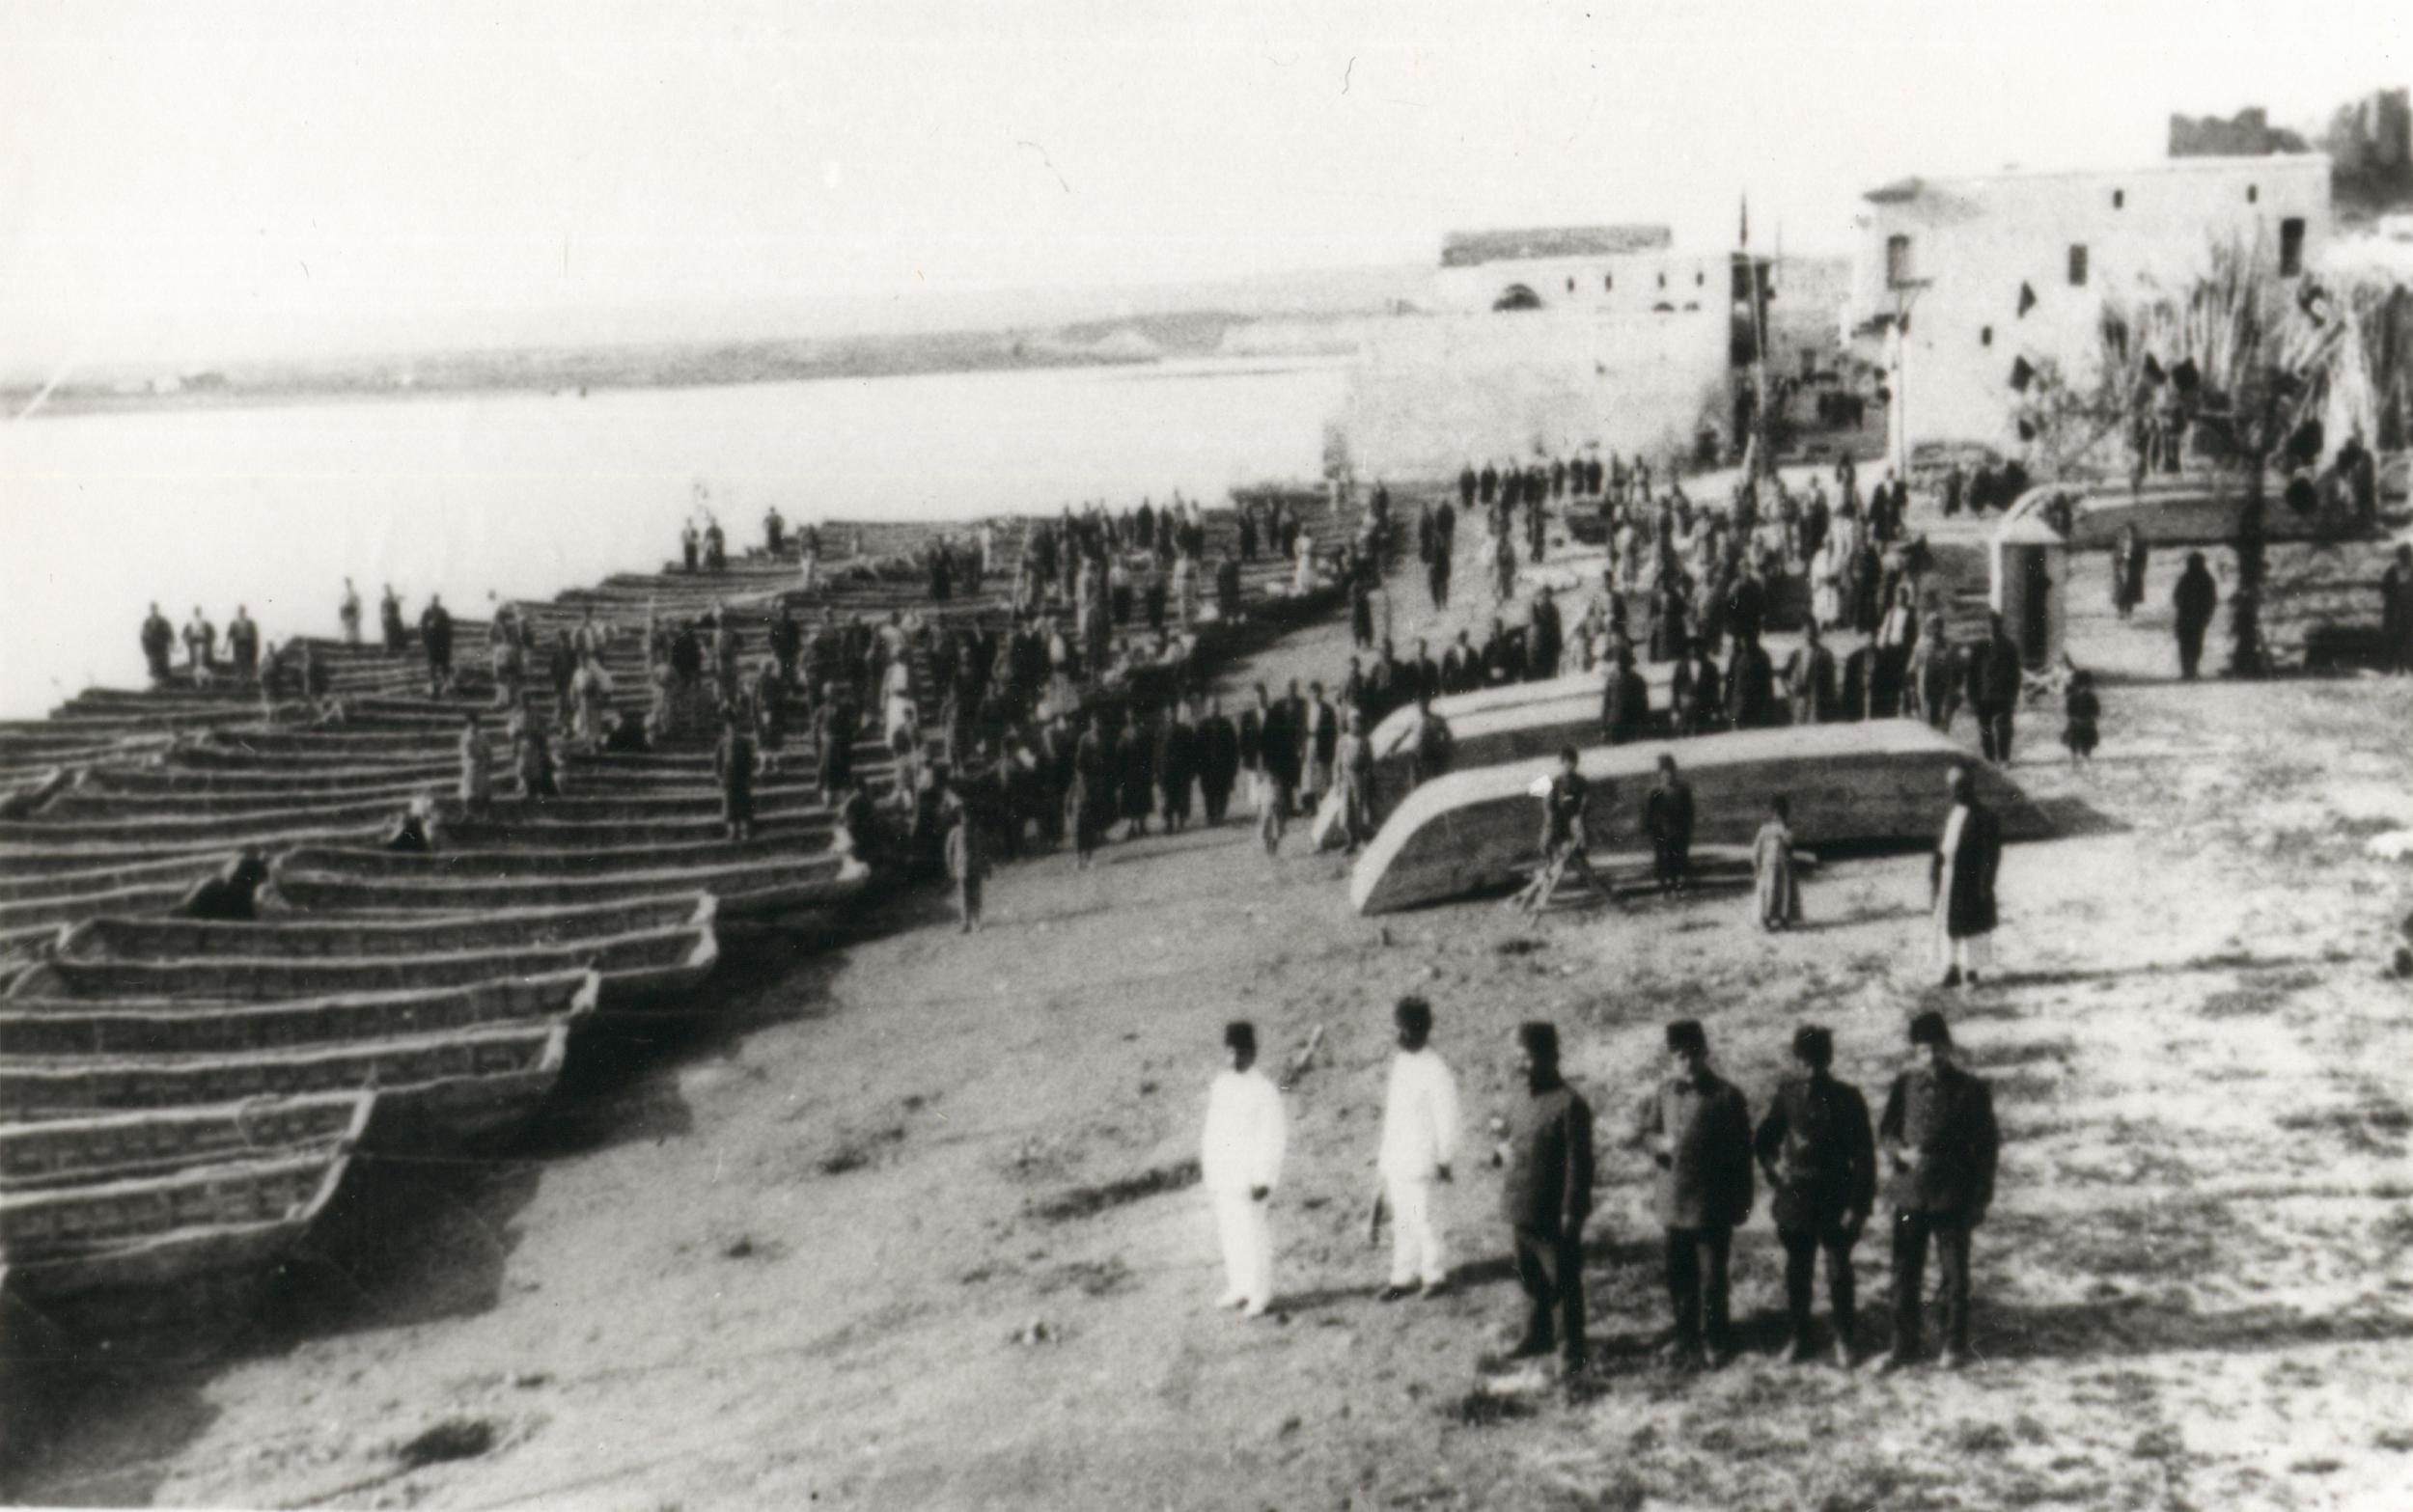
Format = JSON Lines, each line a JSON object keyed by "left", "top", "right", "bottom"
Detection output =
{"left": 0, "top": 355, "right": 1351, "bottom": 718}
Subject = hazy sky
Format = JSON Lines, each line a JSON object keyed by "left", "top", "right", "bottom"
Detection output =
{"left": 1, "top": 0, "right": 2402, "bottom": 370}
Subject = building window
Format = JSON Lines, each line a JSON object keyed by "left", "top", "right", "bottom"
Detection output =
{"left": 1695, "top": 270, "right": 1705, "bottom": 287}
{"left": 1885, "top": 234, "right": 1913, "bottom": 289}
{"left": 2113, "top": 188, "right": 2124, "bottom": 209}
{"left": 2247, "top": 184, "right": 2259, "bottom": 204}
{"left": 2067, "top": 244, "right": 2089, "bottom": 288}
{"left": 2280, "top": 217, "right": 2306, "bottom": 276}
{"left": 1603, "top": 274, "right": 1613, "bottom": 291}
{"left": 1981, "top": 326, "right": 1993, "bottom": 346}
{"left": 1657, "top": 271, "right": 1667, "bottom": 289}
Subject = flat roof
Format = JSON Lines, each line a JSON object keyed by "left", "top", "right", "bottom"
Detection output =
{"left": 1439, "top": 225, "right": 1672, "bottom": 267}
{"left": 1864, "top": 152, "right": 2332, "bottom": 203}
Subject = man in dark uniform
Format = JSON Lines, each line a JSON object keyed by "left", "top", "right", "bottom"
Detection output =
{"left": 1641, "top": 753, "right": 1695, "bottom": 894}
{"left": 1156, "top": 700, "right": 1200, "bottom": 835}
{"left": 1874, "top": 1010, "right": 2000, "bottom": 1372}
{"left": 1528, "top": 587, "right": 1563, "bottom": 680}
{"left": 1492, "top": 1021, "right": 1595, "bottom": 1376}
{"left": 1458, "top": 462, "right": 1478, "bottom": 510}
{"left": 1196, "top": 696, "right": 1240, "bottom": 825}
{"left": 1962, "top": 613, "right": 2022, "bottom": 762}
{"left": 1726, "top": 633, "right": 1779, "bottom": 729}
{"left": 1600, "top": 647, "right": 1652, "bottom": 745}
{"left": 1478, "top": 461, "right": 1498, "bottom": 507}
{"left": 1756, "top": 1024, "right": 1876, "bottom": 1366}
{"left": 1631, "top": 1019, "right": 1754, "bottom": 1367}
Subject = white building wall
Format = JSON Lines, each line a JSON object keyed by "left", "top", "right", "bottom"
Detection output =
{"left": 1338, "top": 304, "right": 1735, "bottom": 479}
{"left": 1433, "top": 251, "right": 1741, "bottom": 317}
{"left": 1843, "top": 155, "right": 2332, "bottom": 461}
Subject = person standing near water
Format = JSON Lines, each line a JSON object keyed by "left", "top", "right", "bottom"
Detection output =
{"left": 339, "top": 579, "right": 362, "bottom": 646}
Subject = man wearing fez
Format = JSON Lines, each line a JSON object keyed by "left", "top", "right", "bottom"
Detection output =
{"left": 1375, "top": 996, "right": 1463, "bottom": 1302}
{"left": 1630, "top": 1019, "right": 1754, "bottom": 1367}
{"left": 1201, "top": 1021, "right": 1288, "bottom": 1319}
{"left": 1755, "top": 1024, "right": 1876, "bottom": 1366}
{"left": 1491, "top": 1022, "right": 1595, "bottom": 1373}
{"left": 1874, "top": 1010, "right": 2000, "bottom": 1372}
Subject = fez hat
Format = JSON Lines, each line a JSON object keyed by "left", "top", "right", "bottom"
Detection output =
{"left": 1665, "top": 1019, "right": 1707, "bottom": 1056}
{"left": 1791, "top": 1024, "right": 1834, "bottom": 1068}
{"left": 1394, "top": 996, "right": 1433, "bottom": 1035}
{"left": 1517, "top": 1021, "right": 1559, "bottom": 1061}
{"left": 1224, "top": 1021, "right": 1256, "bottom": 1054}
{"left": 1908, "top": 1009, "right": 1952, "bottom": 1048}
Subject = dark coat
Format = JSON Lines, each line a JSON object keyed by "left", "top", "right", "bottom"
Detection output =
{"left": 1930, "top": 798, "right": 2002, "bottom": 937}
{"left": 1877, "top": 1062, "right": 1999, "bottom": 1222}
{"left": 1632, "top": 1072, "right": 1755, "bottom": 1230}
{"left": 1197, "top": 715, "right": 1240, "bottom": 794}
{"left": 1964, "top": 633, "right": 2022, "bottom": 714}
{"left": 1754, "top": 1072, "right": 1876, "bottom": 1231}
{"left": 1642, "top": 780, "right": 1695, "bottom": 848}
{"left": 1501, "top": 1079, "right": 1595, "bottom": 1235}
{"left": 1601, "top": 667, "right": 1652, "bottom": 744}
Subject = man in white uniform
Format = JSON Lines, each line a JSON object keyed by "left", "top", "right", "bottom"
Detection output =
{"left": 1376, "top": 996, "right": 1461, "bottom": 1301}
{"left": 1201, "top": 1021, "right": 1288, "bottom": 1318}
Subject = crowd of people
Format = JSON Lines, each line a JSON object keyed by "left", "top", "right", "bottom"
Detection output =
{"left": 1202, "top": 994, "right": 2001, "bottom": 1379}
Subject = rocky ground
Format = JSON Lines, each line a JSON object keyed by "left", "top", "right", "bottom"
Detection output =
{"left": 9, "top": 515, "right": 2413, "bottom": 1512}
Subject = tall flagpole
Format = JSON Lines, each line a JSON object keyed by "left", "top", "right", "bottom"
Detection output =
{"left": 1743, "top": 194, "right": 1771, "bottom": 484}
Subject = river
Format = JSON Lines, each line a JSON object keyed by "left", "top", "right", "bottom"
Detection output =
{"left": 0, "top": 355, "right": 1351, "bottom": 718}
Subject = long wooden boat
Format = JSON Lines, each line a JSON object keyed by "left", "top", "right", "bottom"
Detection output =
{"left": 1368, "top": 665, "right": 1680, "bottom": 798}
{"left": 263, "top": 852, "right": 867, "bottom": 918}
{"left": 1348, "top": 720, "right": 2049, "bottom": 915}
{"left": 434, "top": 809, "right": 833, "bottom": 850}
{"left": 81, "top": 759, "right": 454, "bottom": 794}
{"left": 0, "top": 853, "right": 226, "bottom": 907}
{"left": 0, "top": 795, "right": 411, "bottom": 845}
{"left": 44, "top": 774, "right": 445, "bottom": 815}
{"left": 15, "top": 920, "right": 718, "bottom": 1004}
{"left": 2, "top": 1020, "right": 577, "bottom": 1147}
{"left": 0, "top": 1146, "right": 354, "bottom": 1308}
{"left": 58, "top": 893, "right": 714, "bottom": 961}
{"left": 0, "top": 970, "right": 599, "bottom": 1057}
{"left": 0, "top": 1090, "right": 372, "bottom": 1190}
{"left": 276, "top": 833, "right": 845, "bottom": 879}
{"left": 0, "top": 879, "right": 200, "bottom": 946}
{"left": 0, "top": 825, "right": 383, "bottom": 875}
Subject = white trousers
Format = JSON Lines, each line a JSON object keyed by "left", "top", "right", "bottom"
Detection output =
{"left": 1385, "top": 1173, "right": 1447, "bottom": 1288}
{"left": 1209, "top": 1187, "right": 1273, "bottom": 1307}
{"left": 1935, "top": 918, "right": 1996, "bottom": 973}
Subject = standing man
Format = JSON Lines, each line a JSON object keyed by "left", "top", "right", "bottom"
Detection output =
{"left": 457, "top": 713, "right": 492, "bottom": 817}
{"left": 1196, "top": 696, "right": 1240, "bottom": 826}
{"left": 1375, "top": 996, "right": 1462, "bottom": 1301}
{"left": 2172, "top": 551, "right": 2220, "bottom": 681}
{"left": 1785, "top": 620, "right": 1838, "bottom": 727}
{"left": 1755, "top": 1025, "right": 1876, "bottom": 1365}
{"left": 1201, "top": 1022, "right": 1288, "bottom": 1319}
{"left": 1494, "top": 1021, "right": 1595, "bottom": 1374}
{"left": 1875, "top": 1010, "right": 1999, "bottom": 1372}
{"left": 1963, "top": 613, "right": 2021, "bottom": 762}
{"left": 1631, "top": 1020, "right": 1754, "bottom": 1368}
{"left": 419, "top": 594, "right": 456, "bottom": 697}
{"left": 943, "top": 784, "right": 986, "bottom": 933}
{"left": 379, "top": 585, "right": 407, "bottom": 657}
{"left": 139, "top": 603, "right": 175, "bottom": 684}
{"left": 1257, "top": 682, "right": 1302, "bottom": 859}
{"left": 1301, "top": 681, "right": 1340, "bottom": 819}
{"left": 1641, "top": 753, "right": 1695, "bottom": 895}
{"left": 181, "top": 604, "right": 218, "bottom": 675}
{"left": 714, "top": 708, "right": 757, "bottom": 842}
{"left": 339, "top": 579, "right": 362, "bottom": 646}
{"left": 1407, "top": 692, "right": 1455, "bottom": 791}
{"left": 1930, "top": 765, "right": 2003, "bottom": 988}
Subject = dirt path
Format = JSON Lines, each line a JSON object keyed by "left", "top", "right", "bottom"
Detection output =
{"left": 11, "top": 540, "right": 2413, "bottom": 1512}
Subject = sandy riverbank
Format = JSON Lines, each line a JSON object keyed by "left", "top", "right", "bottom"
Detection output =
{"left": 9, "top": 528, "right": 2413, "bottom": 1512}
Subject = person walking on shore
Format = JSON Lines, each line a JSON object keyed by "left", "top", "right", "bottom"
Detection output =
{"left": 1202, "top": 1021, "right": 1288, "bottom": 1319}
{"left": 1756, "top": 1025, "right": 1875, "bottom": 1365}
{"left": 1374, "top": 995, "right": 1462, "bottom": 1301}
{"left": 1963, "top": 614, "right": 2020, "bottom": 763}
{"left": 1930, "top": 765, "right": 2002, "bottom": 988}
{"left": 1493, "top": 1021, "right": 1595, "bottom": 1375}
{"left": 1631, "top": 1019, "right": 1754, "bottom": 1368}
{"left": 1874, "top": 1010, "right": 1999, "bottom": 1372}
{"left": 1518, "top": 748, "right": 1608, "bottom": 918}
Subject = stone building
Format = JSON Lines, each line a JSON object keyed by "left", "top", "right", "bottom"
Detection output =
{"left": 1842, "top": 155, "right": 2332, "bottom": 466}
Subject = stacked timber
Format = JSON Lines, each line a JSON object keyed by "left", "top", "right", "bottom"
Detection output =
{"left": 1348, "top": 719, "right": 2048, "bottom": 915}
